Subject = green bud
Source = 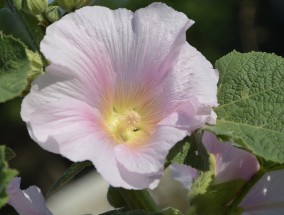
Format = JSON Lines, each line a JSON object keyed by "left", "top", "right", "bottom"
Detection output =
{"left": 44, "top": 6, "right": 61, "bottom": 23}
{"left": 21, "top": 0, "right": 48, "bottom": 16}
{"left": 25, "top": 49, "right": 43, "bottom": 84}
{"left": 58, "top": 0, "right": 94, "bottom": 12}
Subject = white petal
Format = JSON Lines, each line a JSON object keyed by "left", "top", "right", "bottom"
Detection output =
{"left": 24, "top": 98, "right": 137, "bottom": 188}
{"left": 115, "top": 125, "right": 187, "bottom": 175}
{"left": 159, "top": 96, "right": 217, "bottom": 134}
{"left": 7, "top": 177, "right": 52, "bottom": 215}
{"left": 239, "top": 170, "right": 284, "bottom": 214}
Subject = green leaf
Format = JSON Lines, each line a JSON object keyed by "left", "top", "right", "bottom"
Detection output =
{"left": 23, "top": 49, "right": 43, "bottom": 93}
{"left": 188, "top": 180, "right": 245, "bottom": 215}
{"left": 187, "top": 155, "right": 245, "bottom": 215}
{"left": 47, "top": 161, "right": 92, "bottom": 195}
{"left": 0, "top": 7, "right": 31, "bottom": 46}
{"left": 206, "top": 51, "right": 284, "bottom": 163}
{"left": 0, "top": 146, "right": 16, "bottom": 161}
{"left": 2, "top": 1, "right": 44, "bottom": 51}
{"left": 0, "top": 145, "right": 17, "bottom": 208}
{"left": 166, "top": 131, "right": 210, "bottom": 171}
{"left": 0, "top": 33, "right": 29, "bottom": 103}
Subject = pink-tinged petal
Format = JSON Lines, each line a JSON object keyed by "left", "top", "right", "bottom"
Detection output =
{"left": 160, "top": 97, "right": 217, "bottom": 134}
{"left": 202, "top": 132, "right": 260, "bottom": 184}
{"left": 117, "top": 162, "right": 162, "bottom": 189}
{"left": 163, "top": 42, "right": 219, "bottom": 111}
{"left": 239, "top": 170, "right": 284, "bottom": 214}
{"left": 24, "top": 98, "right": 136, "bottom": 189}
{"left": 114, "top": 125, "right": 188, "bottom": 189}
{"left": 7, "top": 177, "right": 52, "bottom": 215}
{"left": 170, "top": 163, "right": 198, "bottom": 189}
{"left": 115, "top": 125, "right": 187, "bottom": 175}
{"left": 26, "top": 98, "right": 100, "bottom": 152}
{"left": 54, "top": 3, "right": 193, "bottom": 89}
{"left": 41, "top": 17, "right": 115, "bottom": 90}
{"left": 21, "top": 63, "right": 113, "bottom": 123}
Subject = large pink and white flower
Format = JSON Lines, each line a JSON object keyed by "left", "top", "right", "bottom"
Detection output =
{"left": 21, "top": 3, "right": 218, "bottom": 189}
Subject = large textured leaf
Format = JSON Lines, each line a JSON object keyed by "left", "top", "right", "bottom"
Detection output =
{"left": 0, "top": 34, "right": 30, "bottom": 103}
{"left": 206, "top": 51, "right": 284, "bottom": 163}
{"left": 47, "top": 161, "right": 92, "bottom": 195}
{"left": 0, "top": 145, "right": 17, "bottom": 208}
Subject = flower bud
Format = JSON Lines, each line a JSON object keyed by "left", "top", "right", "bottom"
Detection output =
{"left": 57, "top": 0, "right": 94, "bottom": 12}
{"left": 21, "top": 0, "right": 48, "bottom": 16}
{"left": 44, "top": 6, "right": 61, "bottom": 23}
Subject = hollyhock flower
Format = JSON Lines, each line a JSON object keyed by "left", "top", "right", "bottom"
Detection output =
{"left": 7, "top": 177, "right": 53, "bottom": 215}
{"left": 239, "top": 169, "right": 284, "bottom": 215}
{"left": 21, "top": 3, "right": 218, "bottom": 189}
{"left": 171, "top": 132, "right": 260, "bottom": 188}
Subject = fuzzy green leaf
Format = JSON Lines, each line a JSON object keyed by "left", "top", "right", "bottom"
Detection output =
{"left": 206, "top": 51, "right": 284, "bottom": 163}
{"left": 0, "top": 34, "right": 29, "bottom": 103}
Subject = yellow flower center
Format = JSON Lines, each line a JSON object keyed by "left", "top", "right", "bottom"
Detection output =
{"left": 109, "top": 109, "right": 142, "bottom": 143}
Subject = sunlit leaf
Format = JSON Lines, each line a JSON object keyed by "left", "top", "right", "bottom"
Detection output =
{"left": 206, "top": 51, "right": 284, "bottom": 163}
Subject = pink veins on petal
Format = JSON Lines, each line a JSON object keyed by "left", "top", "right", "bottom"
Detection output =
{"left": 21, "top": 3, "right": 218, "bottom": 189}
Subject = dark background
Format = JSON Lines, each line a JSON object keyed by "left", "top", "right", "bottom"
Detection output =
{"left": 1, "top": 0, "right": 284, "bottom": 214}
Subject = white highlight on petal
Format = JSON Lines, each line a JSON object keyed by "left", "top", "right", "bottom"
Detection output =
{"left": 239, "top": 170, "right": 284, "bottom": 215}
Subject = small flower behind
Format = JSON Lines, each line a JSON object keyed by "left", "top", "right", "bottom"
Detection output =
{"left": 7, "top": 177, "right": 53, "bottom": 215}
{"left": 239, "top": 169, "right": 284, "bottom": 215}
{"left": 21, "top": 3, "right": 218, "bottom": 189}
{"left": 171, "top": 132, "right": 284, "bottom": 214}
{"left": 171, "top": 132, "right": 260, "bottom": 188}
